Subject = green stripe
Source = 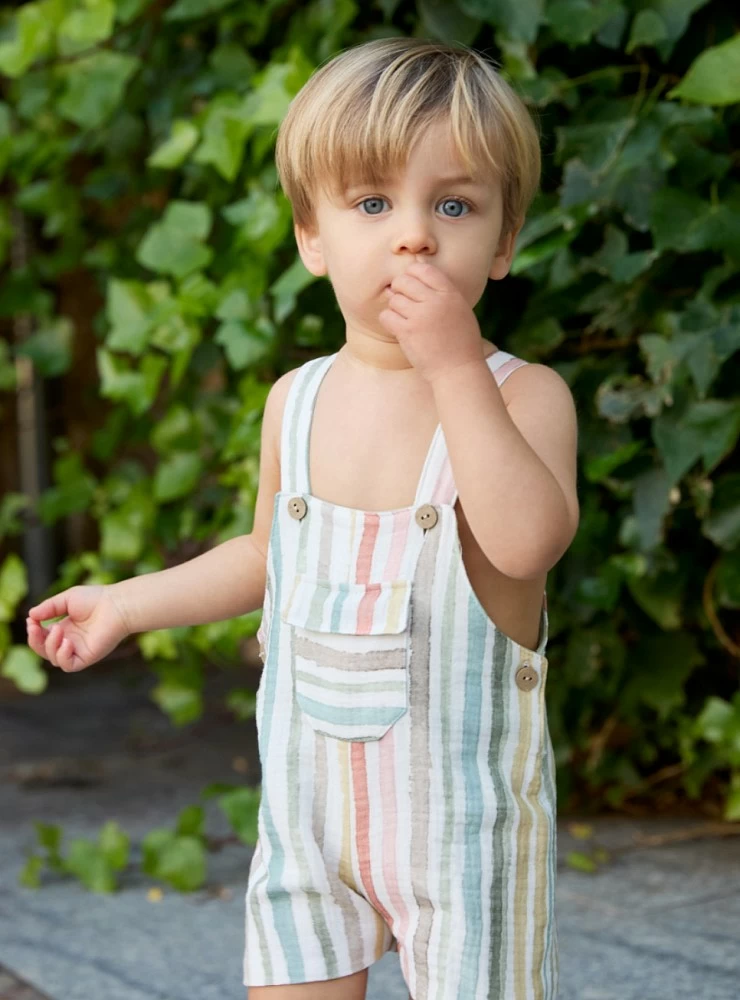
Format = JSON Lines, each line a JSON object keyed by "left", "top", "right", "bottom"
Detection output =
{"left": 296, "top": 669, "right": 407, "bottom": 695}
{"left": 297, "top": 692, "right": 406, "bottom": 726}
{"left": 435, "top": 550, "right": 459, "bottom": 999}
{"left": 489, "top": 631, "right": 510, "bottom": 998}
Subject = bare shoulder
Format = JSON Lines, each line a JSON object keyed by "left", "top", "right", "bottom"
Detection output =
{"left": 502, "top": 362, "right": 580, "bottom": 533}
{"left": 250, "top": 366, "right": 303, "bottom": 561}
{"left": 262, "top": 366, "right": 302, "bottom": 457}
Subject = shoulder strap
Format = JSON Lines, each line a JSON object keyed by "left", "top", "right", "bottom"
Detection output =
{"left": 280, "top": 353, "right": 337, "bottom": 494}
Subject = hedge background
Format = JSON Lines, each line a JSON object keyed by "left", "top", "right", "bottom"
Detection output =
{"left": 1, "top": 0, "right": 739, "bottom": 890}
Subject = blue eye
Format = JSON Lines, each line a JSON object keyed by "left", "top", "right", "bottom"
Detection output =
{"left": 359, "top": 197, "right": 386, "bottom": 215}
{"left": 356, "top": 197, "right": 472, "bottom": 217}
{"left": 439, "top": 198, "right": 470, "bottom": 218}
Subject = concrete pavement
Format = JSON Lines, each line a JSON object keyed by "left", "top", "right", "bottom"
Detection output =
{"left": 1, "top": 656, "right": 738, "bottom": 1000}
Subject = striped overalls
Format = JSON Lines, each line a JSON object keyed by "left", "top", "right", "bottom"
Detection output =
{"left": 244, "top": 350, "right": 559, "bottom": 999}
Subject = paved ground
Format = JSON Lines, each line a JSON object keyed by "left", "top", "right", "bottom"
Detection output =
{"left": 1, "top": 654, "right": 739, "bottom": 1000}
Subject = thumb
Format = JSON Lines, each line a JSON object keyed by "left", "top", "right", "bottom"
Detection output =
{"left": 28, "top": 594, "right": 69, "bottom": 622}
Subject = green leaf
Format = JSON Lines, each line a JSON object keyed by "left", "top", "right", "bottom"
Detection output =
{"left": 116, "top": 0, "right": 151, "bottom": 23}
{"left": 650, "top": 188, "right": 740, "bottom": 258}
{"left": 147, "top": 120, "right": 200, "bottom": 170}
{"left": 631, "top": 465, "right": 672, "bottom": 551}
{"left": 240, "top": 52, "right": 314, "bottom": 128}
{"left": 217, "top": 786, "right": 261, "bottom": 845}
{"left": 566, "top": 850, "right": 598, "bottom": 873}
{"left": 99, "top": 488, "right": 155, "bottom": 562}
{"left": 695, "top": 696, "right": 735, "bottom": 744}
{"left": 0, "top": 552, "right": 28, "bottom": 622}
{"left": 716, "top": 552, "right": 740, "bottom": 609}
{"left": 138, "top": 628, "right": 179, "bottom": 661}
{"left": 151, "top": 679, "right": 203, "bottom": 726}
{"left": 623, "top": 632, "right": 701, "bottom": 720}
{"left": 417, "top": 0, "right": 481, "bottom": 45}
{"left": 192, "top": 94, "right": 252, "bottom": 182}
{"left": 1, "top": 647, "right": 47, "bottom": 694}
{"left": 65, "top": 839, "right": 118, "bottom": 893}
{"left": 0, "top": 1, "right": 59, "bottom": 77}
{"left": 627, "top": 9, "right": 666, "bottom": 52}
{"left": 725, "top": 772, "right": 740, "bottom": 822}
{"left": 626, "top": 1, "right": 710, "bottom": 59}
{"left": 225, "top": 687, "right": 257, "bottom": 721}
{"left": 19, "top": 855, "right": 44, "bottom": 889}
{"left": 703, "top": 473, "right": 740, "bottom": 550}
{"left": 153, "top": 452, "right": 203, "bottom": 503}
{"left": 141, "top": 828, "right": 174, "bottom": 876}
{"left": 269, "top": 256, "right": 317, "bottom": 323}
{"left": 222, "top": 189, "right": 282, "bottom": 243}
{"left": 99, "top": 821, "right": 130, "bottom": 870}
{"left": 58, "top": 0, "right": 116, "bottom": 58}
{"left": 176, "top": 805, "right": 204, "bottom": 839}
{"left": 669, "top": 34, "right": 740, "bottom": 105}
{"left": 215, "top": 317, "right": 274, "bottom": 370}
{"left": 150, "top": 404, "right": 199, "bottom": 454}
{"left": 154, "top": 835, "right": 206, "bottom": 892}
{"left": 97, "top": 348, "right": 169, "bottom": 416}
{"left": 165, "top": 0, "right": 240, "bottom": 21}
{"left": 15, "top": 317, "right": 74, "bottom": 377}
{"left": 136, "top": 201, "right": 213, "bottom": 279}
{"left": 106, "top": 279, "right": 159, "bottom": 355}
{"left": 57, "top": 51, "right": 140, "bottom": 129}
{"left": 545, "top": 0, "right": 622, "bottom": 48}
{"left": 35, "top": 822, "right": 62, "bottom": 853}
{"left": 37, "top": 452, "right": 97, "bottom": 525}
{"left": 458, "top": 0, "right": 545, "bottom": 44}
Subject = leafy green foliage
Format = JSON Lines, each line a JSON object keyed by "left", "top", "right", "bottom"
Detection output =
{"left": 2, "top": 0, "right": 739, "bottom": 894}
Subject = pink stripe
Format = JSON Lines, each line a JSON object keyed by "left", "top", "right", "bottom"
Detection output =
{"left": 496, "top": 357, "right": 527, "bottom": 382}
{"left": 356, "top": 513, "right": 380, "bottom": 632}
{"left": 351, "top": 742, "right": 395, "bottom": 931}
{"left": 433, "top": 455, "right": 455, "bottom": 506}
{"left": 383, "top": 509, "right": 412, "bottom": 579}
{"left": 378, "top": 727, "right": 411, "bottom": 981}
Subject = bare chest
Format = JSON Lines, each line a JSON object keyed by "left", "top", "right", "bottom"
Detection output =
{"left": 308, "top": 373, "right": 546, "bottom": 654}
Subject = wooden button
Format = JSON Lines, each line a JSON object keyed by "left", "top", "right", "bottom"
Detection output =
{"left": 515, "top": 664, "right": 539, "bottom": 691}
{"left": 415, "top": 504, "right": 438, "bottom": 530}
{"left": 287, "top": 496, "right": 307, "bottom": 520}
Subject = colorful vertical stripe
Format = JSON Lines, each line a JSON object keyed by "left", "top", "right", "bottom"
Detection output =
{"left": 244, "top": 350, "right": 558, "bottom": 998}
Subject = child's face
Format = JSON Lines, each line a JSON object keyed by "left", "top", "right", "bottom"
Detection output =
{"left": 295, "top": 117, "right": 519, "bottom": 344}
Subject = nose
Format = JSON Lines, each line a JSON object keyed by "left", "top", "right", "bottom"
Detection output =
{"left": 392, "top": 210, "right": 437, "bottom": 256}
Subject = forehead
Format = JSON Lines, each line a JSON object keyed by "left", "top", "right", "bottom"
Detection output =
{"left": 313, "top": 118, "right": 499, "bottom": 211}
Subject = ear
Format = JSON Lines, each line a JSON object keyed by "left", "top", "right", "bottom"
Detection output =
{"left": 489, "top": 220, "right": 523, "bottom": 281}
{"left": 295, "top": 221, "right": 327, "bottom": 277}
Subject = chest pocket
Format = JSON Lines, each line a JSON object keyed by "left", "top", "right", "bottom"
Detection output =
{"left": 280, "top": 573, "right": 413, "bottom": 742}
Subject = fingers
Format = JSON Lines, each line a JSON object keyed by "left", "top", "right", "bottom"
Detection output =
{"left": 27, "top": 619, "right": 77, "bottom": 671}
{"left": 27, "top": 595, "right": 67, "bottom": 623}
{"left": 390, "top": 273, "right": 426, "bottom": 302}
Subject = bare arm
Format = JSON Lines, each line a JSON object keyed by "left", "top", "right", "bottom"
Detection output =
{"left": 430, "top": 360, "right": 579, "bottom": 581}
{"left": 108, "top": 370, "right": 294, "bottom": 635}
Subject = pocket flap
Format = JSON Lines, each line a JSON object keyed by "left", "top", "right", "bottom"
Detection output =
{"left": 281, "top": 573, "right": 412, "bottom": 635}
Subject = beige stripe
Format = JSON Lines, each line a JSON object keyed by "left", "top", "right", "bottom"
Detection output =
{"left": 409, "top": 521, "right": 443, "bottom": 997}
{"left": 293, "top": 633, "right": 407, "bottom": 670}
{"left": 528, "top": 681, "right": 550, "bottom": 998}
{"left": 512, "top": 682, "right": 535, "bottom": 1000}
{"left": 338, "top": 739, "right": 359, "bottom": 894}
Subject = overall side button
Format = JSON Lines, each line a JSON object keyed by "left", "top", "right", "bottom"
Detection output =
{"left": 415, "top": 504, "right": 438, "bottom": 530}
{"left": 287, "top": 496, "right": 307, "bottom": 520}
{"left": 515, "top": 664, "right": 539, "bottom": 691}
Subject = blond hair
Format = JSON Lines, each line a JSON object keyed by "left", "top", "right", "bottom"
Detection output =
{"left": 275, "top": 37, "right": 541, "bottom": 240}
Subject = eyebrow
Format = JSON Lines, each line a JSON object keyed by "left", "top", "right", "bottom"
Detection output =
{"left": 344, "top": 174, "right": 483, "bottom": 192}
